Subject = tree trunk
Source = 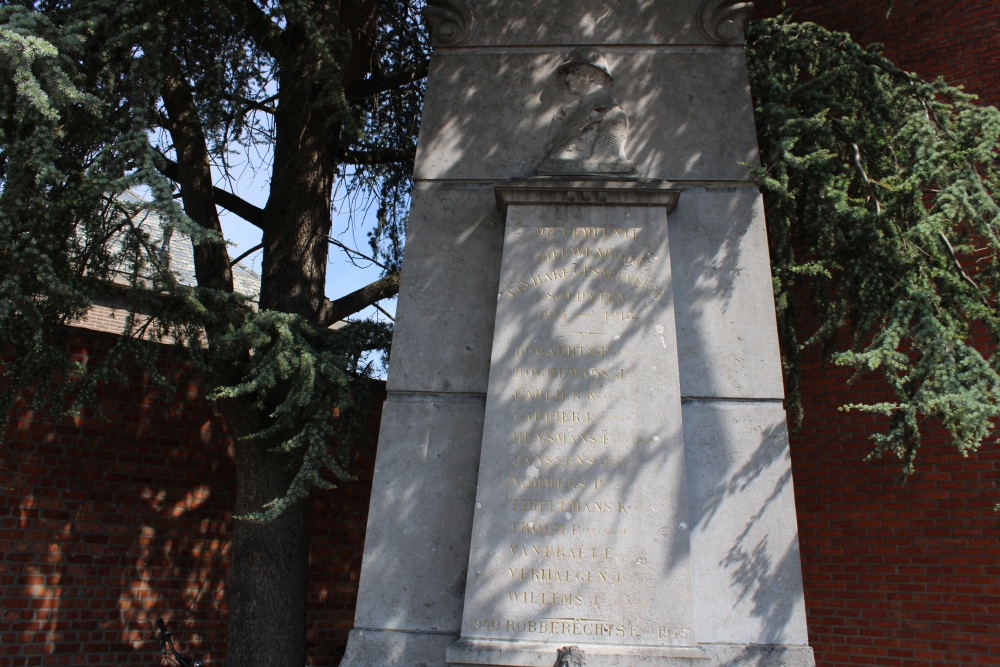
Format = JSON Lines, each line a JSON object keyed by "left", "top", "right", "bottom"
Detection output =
{"left": 165, "top": 4, "right": 382, "bottom": 664}
{"left": 225, "top": 31, "right": 341, "bottom": 667}
{"left": 224, "top": 402, "right": 312, "bottom": 667}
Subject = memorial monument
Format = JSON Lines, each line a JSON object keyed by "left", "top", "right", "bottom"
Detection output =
{"left": 342, "top": 1, "right": 815, "bottom": 666}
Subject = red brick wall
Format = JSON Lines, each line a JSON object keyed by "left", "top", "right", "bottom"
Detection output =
{"left": 753, "top": 3, "right": 1000, "bottom": 666}
{"left": 754, "top": 0, "right": 1000, "bottom": 104}
{"left": 787, "top": 340, "right": 1000, "bottom": 667}
{"left": 4, "top": 6, "right": 1000, "bottom": 667}
{"left": 0, "top": 330, "right": 380, "bottom": 666}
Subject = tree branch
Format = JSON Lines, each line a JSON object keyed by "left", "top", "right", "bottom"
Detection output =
{"left": 231, "top": 243, "right": 264, "bottom": 268}
{"left": 938, "top": 231, "right": 985, "bottom": 295}
{"left": 832, "top": 119, "right": 882, "bottom": 215}
{"left": 229, "top": 94, "right": 278, "bottom": 116}
{"left": 342, "top": 147, "right": 416, "bottom": 166}
{"left": 328, "top": 236, "right": 388, "bottom": 271}
{"left": 158, "top": 158, "right": 266, "bottom": 228}
{"left": 242, "top": 0, "right": 285, "bottom": 57}
{"left": 350, "top": 58, "right": 430, "bottom": 98}
{"left": 161, "top": 59, "right": 235, "bottom": 294}
{"left": 373, "top": 303, "right": 395, "bottom": 321}
{"left": 318, "top": 273, "right": 400, "bottom": 327}
{"left": 212, "top": 187, "right": 267, "bottom": 229}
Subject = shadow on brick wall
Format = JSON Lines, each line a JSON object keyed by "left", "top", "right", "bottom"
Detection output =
{"left": 0, "top": 329, "right": 381, "bottom": 666}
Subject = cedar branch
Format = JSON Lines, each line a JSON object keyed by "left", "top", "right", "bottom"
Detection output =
{"left": 242, "top": 0, "right": 285, "bottom": 57}
{"left": 938, "top": 231, "right": 985, "bottom": 295}
{"left": 351, "top": 58, "right": 430, "bottom": 98}
{"left": 158, "top": 158, "right": 266, "bottom": 228}
{"left": 318, "top": 273, "right": 400, "bottom": 327}
{"left": 342, "top": 147, "right": 416, "bottom": 166}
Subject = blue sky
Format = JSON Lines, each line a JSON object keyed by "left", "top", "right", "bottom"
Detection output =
{"left": 215, "top": 163, "right": 398, "bottom": 323}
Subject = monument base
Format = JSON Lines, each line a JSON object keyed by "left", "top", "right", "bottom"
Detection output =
{"left": 447, "top": 639, "right": 706, "bottom": 666}
{"left": 447, "top": 640, "right": 814, "bottom": 667}
{"left": 340, "top": 628, "right": 458, "bottom": 667}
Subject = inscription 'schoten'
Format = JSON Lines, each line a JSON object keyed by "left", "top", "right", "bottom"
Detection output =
{"left": 546, "top": 290, "right": 625, "bottom": 302}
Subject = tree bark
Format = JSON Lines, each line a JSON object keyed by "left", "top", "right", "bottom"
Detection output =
{"left": 225, "top": 3, "right": 376, "bottom": 663}
{"left": 161, "top": 60, "right": 235, "bottom": 295}
{"left": 223, "top": 403, "right": 311, "bottom": 667}
{"left": 161, "top": 3, "right": 384, "bottom": 665}
{"left": 161, "top": 47, "right": 318, "bottom": 667}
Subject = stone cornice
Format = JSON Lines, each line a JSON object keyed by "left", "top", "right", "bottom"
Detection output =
{"left": 495, "top": 178, "right": 680, "bottom": 213}
{"left": 423, "top": 0, "right": 476, "bottom": 46}
{"left": 696, "top": 0, "right": 755, "bottom": 44}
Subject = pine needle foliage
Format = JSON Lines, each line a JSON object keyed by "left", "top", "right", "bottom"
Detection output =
{"left": 0, "top": 1, "right": 199, "bottom": 413}
{"left": 0, "top": 0, "right": 420, "bottom": 520}
{"left": 211, "top": 313, "right": 391, "bottom": 521}
{"left": 746, "top": 17, "right": 1000, "bottom": 475}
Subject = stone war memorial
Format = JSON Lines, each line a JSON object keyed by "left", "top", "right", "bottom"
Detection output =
{"left": 342, "top": 1, "right": 815, "bottom": 666}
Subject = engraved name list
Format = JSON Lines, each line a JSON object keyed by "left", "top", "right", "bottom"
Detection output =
{"left": 461, "top": 199, "right": 696, "bottom": 649}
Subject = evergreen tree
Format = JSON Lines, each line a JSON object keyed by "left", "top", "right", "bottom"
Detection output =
{"left": 747, "top": 17, "right": 1000, "bottom": 476}
{"left": 1, "top": 1, "right": 423, "bottom": 664}
{"left": 2, "top": 4, "right": 999, "bottom": 665}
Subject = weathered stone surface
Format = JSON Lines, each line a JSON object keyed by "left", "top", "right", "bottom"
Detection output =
{"left": 425, "top": 0, "right": 751, "bottom": 48}
{"left": 448, "top": 639, "right": 706, "bottom": 667}
{"left": 346, "top": 2, "right": 814, "bottom": 665}
{"left": 454, "top": 184, "right": 700, "bottom": 664}
{"left": 415, "top": 51, "right": 757, "bottom": 182}
{"left": 348, "top": 394, "right": 483, "bottom": 635}
{"left": 683, "top": 401, "right": 809, "bottom": 644}
{"left": 669, "top": 187, "right": 784, "bottom": 399}
{"left": 341, "top": 627, "right": 456, "bottom": 667}
{"left": 389, "top": 184, "right": 784, "bottom": 400}
{"left": 448, "top": 641, "right": 815, "bottom": 667}
{"left": 386, "top": 184, "right": 505, "bottom": 394}
{"left": 694, "top": 643, "right": 816, "bottom": 667}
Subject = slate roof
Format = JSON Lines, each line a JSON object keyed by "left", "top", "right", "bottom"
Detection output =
{"left": 134, "top": 207, "right": 260, "bottom": 300}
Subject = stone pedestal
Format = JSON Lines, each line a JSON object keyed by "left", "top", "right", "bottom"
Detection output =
{"left": 342, "top": 3, "right": 815, "bottom": 667}
{"left": 447, "top": 180, "right": 700, "bottom": 666}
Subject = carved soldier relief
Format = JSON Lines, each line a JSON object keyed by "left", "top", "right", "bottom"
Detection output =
{"left": 537, "top": 48, "right": 637, "bottom": 176}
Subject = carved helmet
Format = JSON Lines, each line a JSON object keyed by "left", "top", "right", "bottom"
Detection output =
{"left": 557, "top": 47, "right": 613, "bottom": 80}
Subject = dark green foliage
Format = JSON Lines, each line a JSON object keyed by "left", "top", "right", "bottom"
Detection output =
{"left": 747, "top": 17, "right": 1000, "bottom": 474}
{"left": 5, "top": 3, "right": 999, "bottom": 507}
{"left": 0, "top": 0, "right": 419, "bottom": 514}
{"left": 0, "top": 1, "right": 190, "bottom": 412}
{"left": 211, "top": 312, "right": 391, "bottom": 520}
